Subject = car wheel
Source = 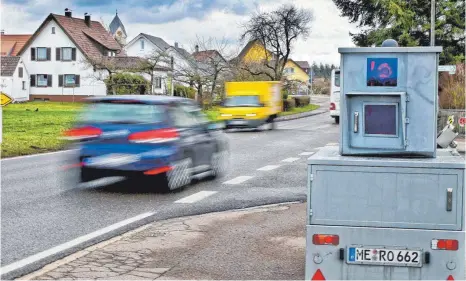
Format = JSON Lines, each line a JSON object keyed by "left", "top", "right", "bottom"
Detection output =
{"left": 163, "top": 157, "right": 193, "bottom": 192}
{"left": 209, "top": 150, "right": 229, "bottom": 179}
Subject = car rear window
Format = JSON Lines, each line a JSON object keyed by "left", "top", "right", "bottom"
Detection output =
{"left": 79, "top": 102, "right": 166, "bottom": 124}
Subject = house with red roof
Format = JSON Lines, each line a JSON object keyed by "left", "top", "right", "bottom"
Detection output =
{"left": 17, "top": 9, "right": 124, "bottom": 101}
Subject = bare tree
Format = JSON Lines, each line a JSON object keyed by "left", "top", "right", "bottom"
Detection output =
{"left": 240, "top": 4, "right": 313, "bottom": 81}
{"left": 192, "top": 36, "right": 235, "bottom": 102}
{"left": 81, "top": 55, "right": 120, "bottom": 95}
{"left": 137, "top": 49, "right": 173, "bottom": 94}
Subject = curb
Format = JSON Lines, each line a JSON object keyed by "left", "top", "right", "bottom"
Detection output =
{"left": 276, "top": 109, "right": 329, "bottom": 122}
{"left": 18, "top": 201, "right": 304, "bottom": 280}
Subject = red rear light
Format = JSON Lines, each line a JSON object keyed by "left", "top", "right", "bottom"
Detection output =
{"left": 432, "top": 239, "right": 458, "bottom": 251}
{"left": 128, "top": 128, "right": 179, "bottom": 144}
{"left": 144, "top": 166, "right": 172, "bottom": 175}
{"left": 312, "top": 234, "right": 339, "bottom": 246}
{"left": 62, "top": 126, "right": 102, "bottom": 140}
{"left": 330, "top": 103, "right": 336, "bottom": 110}
{"left": 447, "top": 275, "right": 454, "bottom": 280}
{"left": 311, "top": 269, "right": 325, "bottom": 280}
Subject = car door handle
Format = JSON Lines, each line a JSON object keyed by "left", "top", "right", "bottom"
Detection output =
{"left": 354, "top": 112, "right": 359, "bottom": 133}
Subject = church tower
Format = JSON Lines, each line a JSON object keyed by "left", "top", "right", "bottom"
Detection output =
{"left": 109, "top": 10, "right": 127, "bottom": 46}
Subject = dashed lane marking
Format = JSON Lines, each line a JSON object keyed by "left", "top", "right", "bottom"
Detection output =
{"left": 174, "top": 191, "right": 218, "bottom": 204}
{"left": 257, "top": 165, "right": 281, "bottom": 171}
{"left": 326, "top": 143, "right": 339, "bottom": 146}
{"left": 223, "top": 176, "right": 253, "bottom": 185}
{"left": 281, "top": 157, "right": 300, "bottom": 163}
{"left": 300, "top": 152, "right": 315, "bottom": 156}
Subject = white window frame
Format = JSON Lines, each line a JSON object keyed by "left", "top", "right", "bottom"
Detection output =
{"left": 36, "top": 48, "right": 48, "bottom": 61}
{"left": 37, "top": 74, "right": 48, "bottom": 87}
{"left": 61, "top": 47, "right": 73, "bottom": 61}
{"left": 64, "top": 74, "right": 76, "bottom": 87}
{"left": 154, "top": 77, "right": 162, "bottom": 89}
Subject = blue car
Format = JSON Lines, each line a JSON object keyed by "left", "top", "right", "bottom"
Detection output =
{"left": 64, "top": 95, "right": 229, "bottom": 192}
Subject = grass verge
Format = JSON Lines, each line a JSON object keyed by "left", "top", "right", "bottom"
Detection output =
{"left": 2, "top": 102, "right": 319, "bottom": 158}
{"left": 279, "top": 104, "right": 320, "bottom": 116}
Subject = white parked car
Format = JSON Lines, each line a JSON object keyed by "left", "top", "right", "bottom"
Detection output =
{"left": 330, "top": 69, "right": 340, "bottom": 124}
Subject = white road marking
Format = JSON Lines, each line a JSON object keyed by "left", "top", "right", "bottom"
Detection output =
{"left": 1, "top": 149, "right": 78, "bottom": 162}
{"left": 300, "top": 152, "right": 315, "bottom": 156}
{"left": 326, "top": 143, "right": 339, "bottom": 146}
{"left": 281, "top": 157, "right": 300, "bottom": 163}
{"left": 174, "top": 191, "right": 218, "bottom": 204}
{"left": 0, "top": 212, "right": 155, "bottom": 276}
{"left": 257, "top": 165, "right": 281, "bottom": 171}
{"left": 223, "top": 176, "right": 253, "bottom": 185}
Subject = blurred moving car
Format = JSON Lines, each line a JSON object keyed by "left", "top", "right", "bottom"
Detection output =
{"left": 330, "top": 69, "right": 340, "bottom": 124}
{"left": 218, "top": 81, "right": 283, "bottom": 131}
{"left": 63, "top": 95, "right": 229, "bottom": 192}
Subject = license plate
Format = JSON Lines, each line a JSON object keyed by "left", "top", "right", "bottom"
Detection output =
{"left": 85, "top": 154, "right": 139, "bottom": 167}
{"left": 230, "top": 120, "right": 246, "bottom": 125}
{"left": 347, "top": 247, "right": 422, "bottom": 267}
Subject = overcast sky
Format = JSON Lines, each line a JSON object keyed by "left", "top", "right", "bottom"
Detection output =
{"left": 1, "top": 0, "right": 358, "bottom": 65}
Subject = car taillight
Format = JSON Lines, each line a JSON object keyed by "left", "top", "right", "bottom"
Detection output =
{"left": 128, "top": 128, "right": 179, "bottom": 143}
{"left": 62, "top": 126, "right": 102, "bottom": 140}
{"left": 330, "top": 103, "right": 336, "bottom": 110}
{"left": 311, "top": 269, "right": 325, "bottom": 280}
{"left": 431, "top": 239, "right": 458, "bottom": 251}
{"left": 312, "top": 234, "right": 339, "bottom": 245}
{"left": 447, "top": 275, "right": 454, "bottom": 280}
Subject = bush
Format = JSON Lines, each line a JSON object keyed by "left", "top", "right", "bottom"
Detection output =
{"left": 283, "top": 98, "right": 296, "bottom": 111}
{"left": 174, "top": 84, "right": 196, "bottom": 99}
{"left": 439, "top": 63, "right": 465, "bottom": 109}
{"left": 104, "top": 73, "right": 150, "bottom": 95}
{"left": 292, "top": 95, "right": 310, "bottom": 107}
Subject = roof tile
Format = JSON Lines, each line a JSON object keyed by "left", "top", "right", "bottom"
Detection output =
{"left": 1, "top": 35, "right": 32, "bottom": 56}
{"left": 1, "top": 56, "right": 21, "bottom": 76}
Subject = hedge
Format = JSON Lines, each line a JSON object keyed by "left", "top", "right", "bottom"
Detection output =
{"left": 292, "top": 96, "right": 310, "bottom": 107}
{"left": 283, "top": 98, "right": 296, "bottom": 111}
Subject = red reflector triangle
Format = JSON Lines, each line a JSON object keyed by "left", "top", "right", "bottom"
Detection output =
{"left": 311, "top": 269, "right": 325, "bottom": 280}
{"left": 447, "top": 275, "right": 454, "bottom": 280}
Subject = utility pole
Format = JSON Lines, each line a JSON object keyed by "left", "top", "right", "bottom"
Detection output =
{"left": 431, "top": 0, "right": 435, "bottom": 46}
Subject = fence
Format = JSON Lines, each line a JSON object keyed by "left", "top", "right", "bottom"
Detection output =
{"left": 438, "top": 109, "right": 465, "bottom": 136}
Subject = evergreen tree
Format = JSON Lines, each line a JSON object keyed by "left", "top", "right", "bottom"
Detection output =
{"left": 332, "top": 0, "right": 465, "bottom": 64}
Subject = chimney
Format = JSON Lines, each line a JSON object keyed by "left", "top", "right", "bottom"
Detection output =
{"left": 195, "top": 45, "right": 199, "bottom": 53}
{"left": 174, "top": 42, "right": 178, "bottom": 48}
{"left": 0, "top": 30, "right": 4, "bottom": 35}
{"left": 84, "top": 13, "right": 91, "bottom": 26}
{"left": 65, "top": 8, "right": 72, "bottom": 17}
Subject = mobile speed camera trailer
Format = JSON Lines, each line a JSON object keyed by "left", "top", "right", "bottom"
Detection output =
{"left": 305, "top": 40, "right": 465, "bottom": 280}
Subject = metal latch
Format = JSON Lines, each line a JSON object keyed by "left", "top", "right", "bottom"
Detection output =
{"left": 354, "top": 112, "right": 359, "bottom": 133}
{"left": 310, "top": 174, "right": 314, "bottom": 182}
{"left": 446, "top": 188, "right": 453, "bottom": 211}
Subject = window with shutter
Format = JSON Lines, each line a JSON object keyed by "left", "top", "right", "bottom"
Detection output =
{"left": 62, "top": 48, "right": 72, "bottom": 61}
{"left": 72, "top": 48, "right": 77, "bottom": 61}
{"left": 75, "top": 75, "right": 80, "bottom": 87}
{"left": 46, "top": 48, "right": 51, "bottom": 61}
{"left": 56, "top": 48, "right": 61, "bottom": 61}
{"left": 30, "top": 75, "right": 36, "bottom": 87}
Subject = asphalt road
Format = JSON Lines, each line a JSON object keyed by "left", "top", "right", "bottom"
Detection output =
{"left": 1, "top": 96, "right": 338, "bottom": 278}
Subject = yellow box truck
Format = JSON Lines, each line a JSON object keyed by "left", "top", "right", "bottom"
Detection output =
{"left": 218, "top": 81, "right": 283, "bottom": 130}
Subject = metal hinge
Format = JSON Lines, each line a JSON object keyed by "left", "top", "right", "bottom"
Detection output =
{"left": 310, "top": 174, "right": 314, "bottom": 182}
{"left": 406, "top": 95, "right": 410, "bottom": 102}
{"left": 309, "top": 208, "right": 313, "bottom": 217}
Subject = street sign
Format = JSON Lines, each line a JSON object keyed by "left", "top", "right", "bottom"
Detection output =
{"left": 438, "top": 65, "right": 456, "bottom": 74}
{"left": 1, "top": 92, "right": 13, "bottom": 106}
{"left": 447, "top": 115, "right": 455, "bottom": 125}
{"left": 459, "top": 117, "right": 466, "bottom": 127}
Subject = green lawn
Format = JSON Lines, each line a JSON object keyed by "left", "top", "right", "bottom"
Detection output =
{"left": 2, "top": 102, "right": 84, "bottom": 158}
{"left": 1, "top": 102, "right": 320, "bottom": 158}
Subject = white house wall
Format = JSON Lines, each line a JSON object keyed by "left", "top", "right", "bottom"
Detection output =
{"left": 125, "top": 35, "right": 158, "bottom": 58}
{"left": 21, "top": 20, "right": 106, "bottom": 98}
{"left": 0, "top": 78, "right": 14, "bottom": 101}
{"left": 12, "top": 59, "right": 29, "bottom": 101}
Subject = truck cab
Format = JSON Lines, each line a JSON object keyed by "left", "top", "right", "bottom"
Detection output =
{"left": 218, "top": 81, "right": 282, "bottom": 131}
